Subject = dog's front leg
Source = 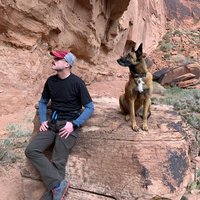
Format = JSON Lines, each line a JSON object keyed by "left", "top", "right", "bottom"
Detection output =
{"left": 129, "top": 99, "right": 140, "bottom": 131}
{"left": 142, "top": 98, "right": 151, "bottom": 131}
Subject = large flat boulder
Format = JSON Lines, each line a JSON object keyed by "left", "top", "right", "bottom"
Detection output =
{"left": 21, "top": 97, "right": 198, "bottom": 200}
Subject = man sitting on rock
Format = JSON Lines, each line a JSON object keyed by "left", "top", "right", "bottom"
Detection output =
{"left": 25, "top": 50, "right": 94, "bottom": 200}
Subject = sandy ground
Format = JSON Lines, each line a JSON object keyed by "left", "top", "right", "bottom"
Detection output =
{"left": 0, "top": 106, "right": 35, "bottom": 200}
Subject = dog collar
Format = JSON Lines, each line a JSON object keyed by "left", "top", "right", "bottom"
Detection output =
{"left": 131, "top": 72, "right": 146, "bottom": 78}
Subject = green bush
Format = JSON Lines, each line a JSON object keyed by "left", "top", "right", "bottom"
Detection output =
{"left": 160, "top": 42, "right": 172, "bottom": 52}
{"left": 164, "top": 32, "right": 171, "bottom": 43}
{"left": 159, "top": 87, "right": 200, "bottom": 130}
{"left": 173, "top": 29, "right": 183, "bottom": 36}
{"left": 180, "top": 196, "right": 188, "bottom": 200}
{"left": 186, "top": 167, "right": 200, "bottom": 193}
{"left": 6, "top": 123, "right": 31, "bottom": 138}
{"left": 187, "top": 180, "right": 200, "bottom": 192}
{"left": 163, "top": 53, "right": 170, "bottom": 60}
{"left": 170, "top": 54, "right": 186, "bottom": 63}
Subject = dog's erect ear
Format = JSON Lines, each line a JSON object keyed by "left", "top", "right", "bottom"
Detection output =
{"left": 124, "top": 40, "right": 136, "bottom": 54}
{"left": 131, "top": 45, "right": 135, "bottom": 52}
{"left": 136, "top": 43, "right": 143, "bottom": 59}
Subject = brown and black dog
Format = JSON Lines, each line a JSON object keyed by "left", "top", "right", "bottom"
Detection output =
{"left": 117, "top": 43, "right": 153, "bottom": 131}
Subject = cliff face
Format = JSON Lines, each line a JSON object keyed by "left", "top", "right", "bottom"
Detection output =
{"left": 0, "top": 0, "right": 166, "bottom": 114}
{"left": 164, "top": 0, "right": 200, "bottom": 22}
{"left": 0, "top": 0, "right": 199, "bottom": 114}
{"left": 0, "top": 0, "right": 165, "bottom": 59}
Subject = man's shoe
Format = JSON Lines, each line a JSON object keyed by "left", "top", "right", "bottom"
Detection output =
{"left": 52, "top": 180, "right": 69, "bottom": 200}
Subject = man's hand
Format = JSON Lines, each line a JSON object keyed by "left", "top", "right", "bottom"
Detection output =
{"left": 59, "top": 121, "right": 73, "bottom": 139}
{"left": 39, "top": 121, "right": 49, "bottom": 132}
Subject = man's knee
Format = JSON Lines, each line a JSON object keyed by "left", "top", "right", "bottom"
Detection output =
{"left": 25, "top": 144, "right": 31, "bottom": 158}
{"left": 25, "top": 143, "right": 37, "bottom": 158}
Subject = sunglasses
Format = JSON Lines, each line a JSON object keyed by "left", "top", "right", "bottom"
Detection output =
{"left": 54, "top": 57, "right": 65, "bottom": 61}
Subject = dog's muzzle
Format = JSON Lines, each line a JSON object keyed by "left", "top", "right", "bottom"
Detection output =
{"left": 117, "top": 58, "right": 133, "bottom": 67}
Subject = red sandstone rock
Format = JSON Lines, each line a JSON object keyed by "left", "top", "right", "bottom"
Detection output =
{"left": 21, "top": 97, "right": 197, "bottom": 200}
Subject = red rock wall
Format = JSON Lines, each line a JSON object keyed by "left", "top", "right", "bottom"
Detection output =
{"left": 0, "top": 0, "right": 198, "bottom": 114}
{"left": 164, "top": 0, "right": 200, "bottom": 21}
{"left": 0, "top": 0, "right": 165, "bottom": 59}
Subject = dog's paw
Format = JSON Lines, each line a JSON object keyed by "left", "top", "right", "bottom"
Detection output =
{"left": 132, "top": 125, "right": 140, "bottom": 132}
{"left": 142, "top": 124, "right": 148, "bottom": 131}
{"left": 125, "top": 115, "right": 130, "bottom": 121}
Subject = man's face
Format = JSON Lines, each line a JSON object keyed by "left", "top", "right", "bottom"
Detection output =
{"left": 51, "top": 58, "right": 69, "bottom": 71}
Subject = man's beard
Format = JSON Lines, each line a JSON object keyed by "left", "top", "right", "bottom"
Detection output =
{"left": 52, "top": 66, "right": 66, "bottom": 72}
{"left": 54, "top": 68, "right": 64, "bottom": 72}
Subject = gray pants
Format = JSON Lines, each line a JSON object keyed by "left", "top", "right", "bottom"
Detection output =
{"left": 25, "top": 120, "right": 78, "bottom": 199}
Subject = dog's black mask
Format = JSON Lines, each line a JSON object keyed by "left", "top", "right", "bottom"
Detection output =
{"left": 117, "top": 57, "right": 138, "bottom": 75}
{"left": 117, "top": 57, "right": 133, "bottom": 67}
